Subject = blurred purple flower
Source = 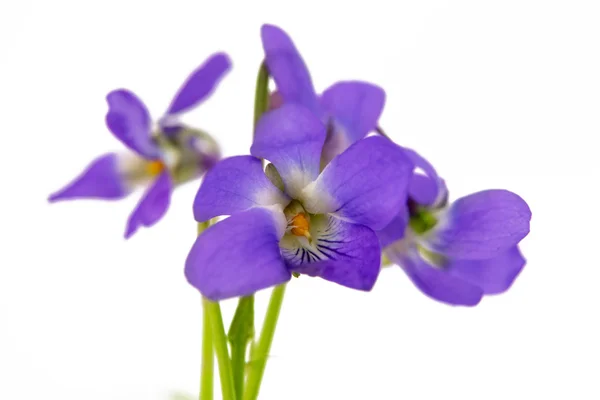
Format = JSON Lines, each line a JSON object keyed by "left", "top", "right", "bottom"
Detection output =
{"left": 378, "top": 150, "right": 531, "bottom": 306}
{"left": 261, "top": 24, "right": 386, "bottom": 165}
{"left": 49, "top": 53, "right": 231, "bottom": 238}
{"left": 185, "top": 104, "right": 414, "bottom": 301}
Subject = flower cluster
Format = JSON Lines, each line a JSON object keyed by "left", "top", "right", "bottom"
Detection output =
{"left": 183, "top": 25, "right": 531, "bottom": 306}
{"left": 186, "top": 104, "right": 412, "bottom": 299}
{"left": 50, "top": 22, "right": 532, "bottom": 400}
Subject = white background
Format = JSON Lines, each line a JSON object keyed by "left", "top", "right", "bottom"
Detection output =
{"left": 1, "top": 1, "right": 599, "bottom": 399}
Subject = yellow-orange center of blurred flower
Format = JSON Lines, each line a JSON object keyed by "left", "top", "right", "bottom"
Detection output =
{"left": 146, "top": 160, "right": 165, "bottom": 176}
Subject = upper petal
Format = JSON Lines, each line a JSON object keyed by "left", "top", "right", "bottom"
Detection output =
{"left": 386, "top": 246, "right": 483, "bottom": 306}
{"left": 280, "top": 215, "right": 381, "bottom": 291}
{"left": 193, "top": 156, "right": 290, "bottom": 223}
{"left": 301, "top": 136, "right": 414, "bottom": 230}
{"left": 320, "top": 81, "right": 385, "bottom": 144}
{"left": 124, "top": 171, "right": 172, "bottom": 239}
{"left": 165, "top": 53, "right": 232, "bottom": 116}
{"left": 260, "top": 24, "right": 320, "bottom": 115}
{"left": 105, "top": 89, "right": 158, "bottom": 159}
{"left": 251, "top": 104, "right": 326, "bottom": 198}
{"left": 427, "top": 190, "right": 531, "bottom": 260}
{"left": 185, "top": 207, "right": 291, "bottom": 301}
{"left": 403, "top": 148, "right": 446, "bottom": 207}
{"left": 449, "top": 246, "right": 526, "bottom": 295}
{"left": 48, "top": 153, "right": 131, "bottom": 202}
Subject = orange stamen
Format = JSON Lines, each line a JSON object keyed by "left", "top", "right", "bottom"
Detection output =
{"left": 290, "top": 213, "right": 311, "bottom": 241}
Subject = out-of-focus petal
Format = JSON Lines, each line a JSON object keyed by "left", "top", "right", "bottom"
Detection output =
{"left": 48, "top": 153, "right": 130, "bottom": 202}
{"left": 124, "top": 171, "right": 172, "bottom": 239}
{"left": 449, "top": 246, "right": 526, "bottom": 294}
{"left": 377, "top": 209, "right": 409, "bottom": 248}
{"left": 409, "top": 174, "right": 444, "bottom": 207}
{"left": 428, "top": 190, "right": 531, "bottom": 260}
{"left": 251, "top": 104, "right": 326, "bottom": 197}
{"left": 165, "top": 53, "right": 232, "bottom": 116}
{"left": 105, "top": 89, "right": 158, "bottom": 159}
{"left": 321, "top": 81, "right": 385, "bottom": 143}
{"left": 386, "top": 247, "right": 483, "bottom": 306}
{"left": 281, "top": 215, "right": 381, "bottom": 291}
{"left": 185, "top": 207, "right": 291, "bottom": 301}
{"left": 319, "top": 119, "right": 349, "bottom": 168}
{"left": 301, "top": 136, "right": 413, "bottom": 230}
{"left": 260, "top": 24, "right": 320, "bottom": 115}
{"left": 193, "top": 156, "right": 289, "bottom": 223}
{"left": 402, "top": 148, "right": 446, "bottom": 207}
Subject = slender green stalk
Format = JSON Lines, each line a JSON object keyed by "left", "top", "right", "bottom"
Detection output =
{"left": 222, "top": 61, "right": 270, "bottom": 399}
{"left": 228, "top": 296, "right": 255, "bottom": 398}
{"left": 230, "top": 344, "right": 245, "bottom": 398}
{"left": 198, "top": 222, "right": 214, "bottom": 400}
{"left": 203, "top": 298, "right": 237, "bottom": 400}
{"left": 253, "top": 61, "right": 270, "bottom": 129}
{"left": 200, "top": 303, "right": 214, "bottom": 400}
{"left": 194, "top": 68, "right": 272, "bottom": 398}
{"left": 243, "top": 285, "right": 287, "bottom": 400}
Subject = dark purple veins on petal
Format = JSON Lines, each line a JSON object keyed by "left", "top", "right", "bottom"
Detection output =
{"left": 282, "top": 216, "right": 381, "bottom": 291}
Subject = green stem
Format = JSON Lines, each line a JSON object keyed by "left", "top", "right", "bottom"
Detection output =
{"left": 253, "top": 61, "right": 270, "bottom": 130}
{"left": 200, "top": 302, "right": 214, "bottom": 400}
{"left": 228, "top": 296, "right": 255, "bottom": 399}
{"left": 203, "top": 298, "right": 237, "bottom": 400}
{"left": 243, "top": 284, "right": 287, "bottom": 400}
{"left": 224, "top": 60, "right": 270, "bottom": 400}
{"left": 230, "top": 340, "right": 246, "bottom": 397}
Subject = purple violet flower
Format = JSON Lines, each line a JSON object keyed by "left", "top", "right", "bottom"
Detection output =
{"left": 185, "top": 104, "right": 414, "bottom": 301}
{"left": 261, "top": 24, "right": 386, "bottom": 166}
{"left": 49, "top": 53, "right": 231, "bottom": 238}
{"left": 378, "top": 149, "right": 532, "bottom": 306}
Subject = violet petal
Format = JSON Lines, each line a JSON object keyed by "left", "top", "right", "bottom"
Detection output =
{"left": 166, "top": 52, "right": 232, "bottom": 116}
{"left": 403, "top": 148, "right": 446, "bottom": 207}
{"left": 48, "top": 153, "right": 130, "bottom": 202}
{"left": 321, "top": 81, "right": 385, "bottom": 144}
{"left": 251, "top": 104, "right": 326, "bottom": 198}
{"left": 429, "top": 190, "right": 531, "bottom": 260}
{"left": 387, "top": 248, "right": 483, "bottom": 306}
{"left": 377, "top": 209, "right": 410, "bottom": 249}
{"left": 449, "top": 246, "right": 526, "bottom": 294}
{"left": 185, "top": 207, "right": 291, "bottom": 300}
{"left": 302, "top": 136, "right": 413, "bottom": 230}
{"left": 282, "top": 215, "right": 381, "bottom": 291}
{"left": 124, "top": 171, "right": 172, "bottom": 239}
{"left": 260, "top": 24, "right": 320, "bottom": 115}
{"left": 193, "top": 156, "right": 289, "bottom": 223}
{"left": 105, "top": 89, "right": 158, "bottom": 159}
